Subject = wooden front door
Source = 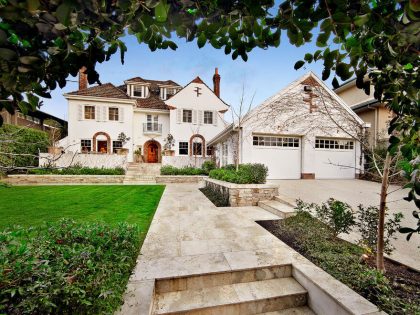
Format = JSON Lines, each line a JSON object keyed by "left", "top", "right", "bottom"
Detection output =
{"left": 147, "top": 143, "right": 158, "bottom": 163}
{"left": 97, "top": 140, "right": 108, "bottom": 153}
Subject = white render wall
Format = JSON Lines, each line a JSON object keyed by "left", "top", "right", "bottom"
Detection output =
{"left": 39, "top": 152, "right": 127, "bottom": 168}
{"left": 167, "top": 81, "right": 229, "bottom": 156}
{"left": 66, "top": 98, "right": 135, "bottom": 161}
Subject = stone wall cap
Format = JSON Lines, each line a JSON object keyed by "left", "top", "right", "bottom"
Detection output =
{"left": 205, "top": 177, "right": 278, "bottom": 189}
{"left": 8, "top": 174, "right": 125, "bottom": 178}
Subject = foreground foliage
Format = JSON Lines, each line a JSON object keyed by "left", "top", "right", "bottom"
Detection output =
{"left": 209, "top": 163, "right": 268, "bottom": 184}
{"left": 160, "top": 165, "right": 208, "bottom": 176}
{"left": 28, "top": 166, "right": 125, "bottom": 175}
{"left": 0, "top": 124, "right": 48, "bottom": 170}
{"left": 259, "top": 212, "right": 419, "bottom": 314}
{"left": 0, "top": 219, "right": 141, "bottom": 314}
{"left": 199, "top": 186, "right": 229, "bottom": 207}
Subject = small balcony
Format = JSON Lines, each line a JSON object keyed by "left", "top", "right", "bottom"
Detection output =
{"left": 143, "top": 123, "right": 162, "bottom": 135}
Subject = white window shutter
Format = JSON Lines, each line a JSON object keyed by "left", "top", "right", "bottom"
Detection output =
{"left": 192, "top": 110, "right": 198, "bottom": 125}
{"left": 102, "top": 106, "right": 107, "bottom": 121}
{"left": 198, "top": 110, "right": 203, "bottom": 125}
{"left": 119, "top": 107, "right": 124, "bottom": 123}
{"left": 78, "top": 105, "right": 83, "bottom": 120}
{"left": 213, "top": 111, "right": 218, "bottom": 126}
{"left": 176, "top": 109, "right": 182, "bottom": 123}
{"left": 95, "top": 106, "right": 100, "bottom": 122}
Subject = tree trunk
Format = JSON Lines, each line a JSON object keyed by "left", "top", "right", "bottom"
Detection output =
{"left": 377, "top": 152, "right": 391, "bottom": 271}
{"left": 235, "top": 130, "right": 240, "bottom": 172}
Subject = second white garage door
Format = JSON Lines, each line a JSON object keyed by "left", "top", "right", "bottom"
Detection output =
{"left": 252, "top": 135, "right": 301, "bottom": 179}
{"left": 314, "top": 137, "right": 356, "bottom": 179}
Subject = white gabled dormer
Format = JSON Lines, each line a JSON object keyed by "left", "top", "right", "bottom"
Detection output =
{"left": 159, "top": 85, "right": 181, "bottom": 101}
{"left": 126, "top": 84, "right": 149, "bottom": 98}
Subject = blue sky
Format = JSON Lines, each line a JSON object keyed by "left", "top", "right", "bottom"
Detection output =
{"left": 41, "top": 31, "right": 329, "bottom": 121}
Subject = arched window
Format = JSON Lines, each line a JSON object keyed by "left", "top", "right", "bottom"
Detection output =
{"left": 189, "top": 134, "right": 205, "bottom": 157}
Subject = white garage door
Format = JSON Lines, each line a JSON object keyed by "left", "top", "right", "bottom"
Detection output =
{"left": 314, "top": 138, "right": 356, "bottom": 179}
{"left": 252, "top": 135, "right": 301, "bottom": 179}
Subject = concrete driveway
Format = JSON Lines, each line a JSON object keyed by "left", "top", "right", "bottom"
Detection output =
{"left": 268, "top": 179, "right": 420, "bottom": 271}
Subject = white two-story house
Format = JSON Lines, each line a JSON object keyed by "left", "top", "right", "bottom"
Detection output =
{"left": 60, "top": 68, "right": 229, "bottom": 164}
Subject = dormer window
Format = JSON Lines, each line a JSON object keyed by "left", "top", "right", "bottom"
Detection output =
{"left": 133, "top": 85, "right": 145, "bottom": 98}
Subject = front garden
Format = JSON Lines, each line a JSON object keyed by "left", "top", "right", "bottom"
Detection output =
{"left": 28, "top": 166, "right": 125, "bottom": 175}
{"left": 258, "top": 200, "right": 420, "bottom": 315}
{"left": 0, "top": 185, "right": 164, "bottom": 314}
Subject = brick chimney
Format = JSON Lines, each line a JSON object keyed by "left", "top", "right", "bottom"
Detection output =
{"left": 213, "top": 67, "right": 220, "bottom": 97}
{"left": 79, "top": 66, "right": 88, "bottom": 90}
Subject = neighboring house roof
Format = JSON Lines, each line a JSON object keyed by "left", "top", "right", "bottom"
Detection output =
{"left": 66, "top": 77, "right": 182, "bottom": 110}
{"left": 351, "top": 99, "right": 381, "bottom": 112}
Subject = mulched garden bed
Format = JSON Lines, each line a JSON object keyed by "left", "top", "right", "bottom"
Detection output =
{"left": 257, "top": 214, "right": 420, "bottom": 315}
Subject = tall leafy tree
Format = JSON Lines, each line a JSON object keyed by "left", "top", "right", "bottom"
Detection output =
{"left": 0, "top": 0, "right": 418, "bottom": 269}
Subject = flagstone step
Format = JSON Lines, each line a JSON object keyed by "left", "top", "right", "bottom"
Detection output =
{"left": 273, "top": 194, "right": 297, "bottom": 208}
{"left": 258, "top": 200, "right": 296, "bottom": 219}
{"left": 154, "top": 277, "right": 307, "bottom": 315}
{"left": 258, "top": 306, "right": 315, "bottom": 315}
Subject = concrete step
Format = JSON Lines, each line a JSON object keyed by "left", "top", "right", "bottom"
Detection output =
{"left": 154, "top": 277, "right": 307, "bottom": 315}
{"left": 258, "top": 200, "right": 296, "bottom": 219}
{"left": 258, "top": 306, "right": 315, "bottom": 315}
{"left": 274, "top": 194, "right": 297, "bottom": 208}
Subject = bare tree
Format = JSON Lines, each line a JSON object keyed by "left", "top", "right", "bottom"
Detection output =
{"left": 230, "top": 83, "right": 255, "bottom": 171}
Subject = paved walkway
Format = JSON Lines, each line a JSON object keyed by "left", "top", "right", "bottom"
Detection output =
{"left": 269, "top": 179, "right": 420, "bottom": 271}
{"left": 119, "top": 183, "right": 380, "bottom": 315}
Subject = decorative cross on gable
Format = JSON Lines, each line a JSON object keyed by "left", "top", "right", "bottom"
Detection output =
{"left": 194, "top": 87, "right": 202, "bottom": 97}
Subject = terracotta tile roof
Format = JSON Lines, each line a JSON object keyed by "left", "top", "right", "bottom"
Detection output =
{"left": 67, "top": 77, "right": 182, "bottom": 110}
{"left": 67, "top": 83, "right": 129, "bottom": 99}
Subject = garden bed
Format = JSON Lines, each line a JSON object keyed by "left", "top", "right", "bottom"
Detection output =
{"left": 257, "top": 213, "right": 420, "bottom": 314}
{"left": 4, "top": 174, "right": 125, "bottom": 184}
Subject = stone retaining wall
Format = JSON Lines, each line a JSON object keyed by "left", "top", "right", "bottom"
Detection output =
{"left": 156, "top": 175, "right": 207, "bottom": 183}
{"left": 161, "top": 156, "right": 211, "bottom": 168}
{"left": 204, "top": 178, "right": 278, "bottom": 206}
{"left": 4, "top": 174, "right": 125, "bottom": 185}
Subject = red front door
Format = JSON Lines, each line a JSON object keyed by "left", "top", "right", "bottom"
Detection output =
{"left": 147, "top": 143, "right": 158, "bottom": 163}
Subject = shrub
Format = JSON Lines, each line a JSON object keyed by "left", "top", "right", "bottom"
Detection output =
{"left": 202, "top": 160, "right": 216, "bottom": 173}
{"left": 28, "top": 166, "right": 125, "bottom": 175}
{"left": 0, "top": 124, "right": 49, "bottom": 170}
{"left": 0, "top": 219, "right": 141, "bottom": 314}
{"left": 296, "top": 198, "right": 355, "bottom": 236}
{"left": 356, "top": 205, "right": 403, "bottom": 255}
{"left": 208, "top": 163, "right": 268, "bottom": 184}
{"left": 160, "top": 165, "right": 207, "bottom": 175}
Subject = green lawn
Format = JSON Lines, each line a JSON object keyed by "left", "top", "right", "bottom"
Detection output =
{"left": 0, "top": 185, "right": 165, "bottom": 230}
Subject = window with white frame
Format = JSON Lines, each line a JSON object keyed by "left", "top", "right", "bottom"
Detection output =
{"left": 112, "top": 140, "right": 123, "bottom": 153}
{"left": 222, "top": 143, "right": 228, "bottom": 166}
{"left": 179, "top": 142, "right": 188, "bottom": 155}
{"left": 84, "top": 105, "right": 95, "bottom": 120}
{"left": 133, "top": 85, "right": 144, "bottom": 97}
{"left": 204, "top": 111, "right": 213, "bottom": 124}
{"left": 81, "top": 139, "right": 92, "bottom": 152}
{"left": 253, "top": 135, "right": 299, "bottom": 147}
{"left": 315, "top": 138, "right": 354, "bottom": 150}
{"left": 192, "top": 142, "right": 203, "bottom": 156}
{"left": 109, "top": 107, "right": 119, "bottom": 121}
{"left": 206, "top": 145, "right": 213, "bottom": 156}
{"left": 182, "top": 109, "right": 192, "bottom": 123}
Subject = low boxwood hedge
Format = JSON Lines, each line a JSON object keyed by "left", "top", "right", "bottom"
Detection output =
{"left": 209, "top": 163, "right": 268, "bottom": 184}
{"left": 0, "top": 219, "right": 141, "bottom": 314}
{"left": 28, "top": 166, "right": 125, "bottom": 175}
{"left": 160, "top": 160, "right": 216, "bottom": 176}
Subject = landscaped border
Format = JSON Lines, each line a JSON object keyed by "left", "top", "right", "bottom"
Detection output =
{"left": 204, "top": 178, "right": 278, "bottom": 206}
{"left": 3, "top": 174, "right": 125, "bottom": 184}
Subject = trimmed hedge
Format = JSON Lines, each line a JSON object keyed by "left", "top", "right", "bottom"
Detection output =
{"left": 0, "top": 124, "right": 48, "bottom": 169}
{"left": 160, "top": 161, "right": 215, "bottom": 176}
{"left": 0, "top": 219, "right": 141, "bottom": 314}
{"left": 28, "top": 166, "right": 125, "bottom": 175}
{"left": 209, "top": 163, "right": 268, "bottom": 184}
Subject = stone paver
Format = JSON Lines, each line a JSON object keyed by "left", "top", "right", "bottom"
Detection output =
{"left": 269, "top": 179, "right": 420, "bottom": 270}
{"left": 119, "top": 183, "right": 382, "bottom": 315}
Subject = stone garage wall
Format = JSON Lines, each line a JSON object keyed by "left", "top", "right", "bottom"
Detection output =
{"left": 39, "top": 152, "right": 127, "bottom": 169}
{"left": 204, "top": 178, "right": 278, "bottom": 206}
{"left": 162, "top": 156, "right": 211, "bottom": 168}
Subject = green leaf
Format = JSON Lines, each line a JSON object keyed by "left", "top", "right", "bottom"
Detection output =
{"left": 197, "top": 33, "right": 206, "bottom": 48}
{"left": 354, "top": 14, "right": 370, "bottom": 27}
{"left": 294, "top": 60, "right": 305, "bottom": 70}
{"left": 403, "top": 63, "right": 413, "bottom": 70}
{"left": 304, "top": 53, "right": 313, "bottom": 63}
{"left": 19, "top": 56, "right": 40, "bottom": 65}
{"left": 155, "top": 1, "right": 169, "bottom": 23}
{"left": 332, "top": 77, "right": 340, "bottom": 89}
{"left": 167, "top": 41, "right": 177, "bottom": 50}
{"left": 0, "top": 48, "right": 17, "bottom": 61}
{"left": 56, "top": 1, "right": 72, "bottom": 25}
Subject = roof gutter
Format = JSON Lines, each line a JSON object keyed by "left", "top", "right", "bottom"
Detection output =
{"left": 63, "top": 94, "right": 136, "bottom": 105}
